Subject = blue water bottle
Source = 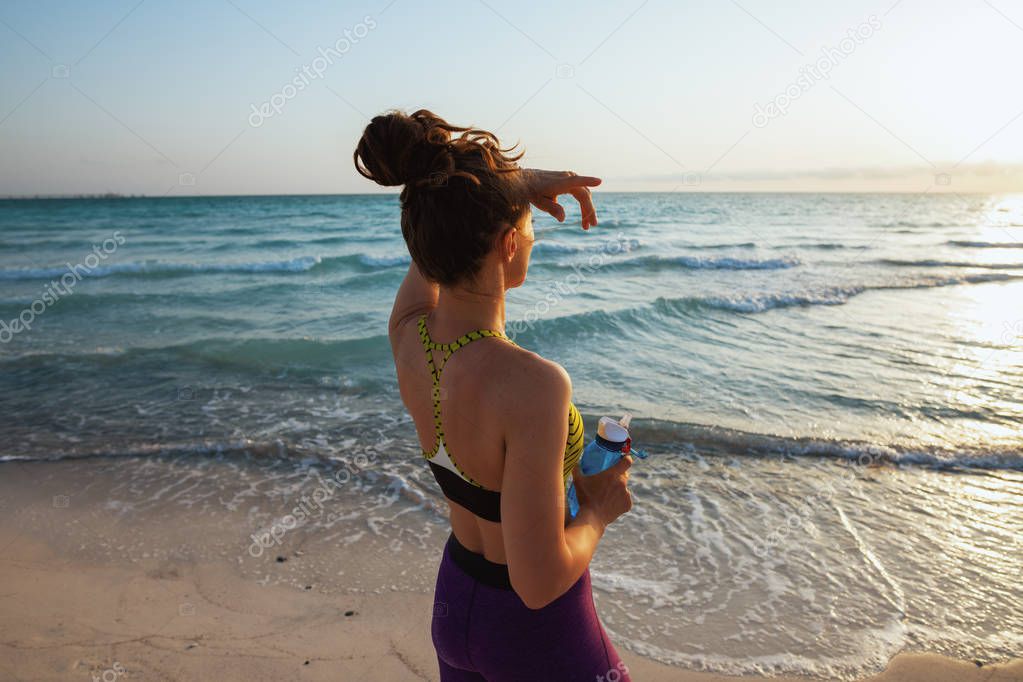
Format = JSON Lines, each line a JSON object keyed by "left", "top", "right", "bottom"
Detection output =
{"left": 567, "top": 413, "right": 644, "bottom": 518}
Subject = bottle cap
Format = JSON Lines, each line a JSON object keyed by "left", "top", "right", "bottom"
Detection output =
{"left": 597, "top": 415, "right": 629, "bottom": 443}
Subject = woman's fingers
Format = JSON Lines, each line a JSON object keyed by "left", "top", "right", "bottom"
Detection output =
{"left": 523, "top": 169, "right": 601, "bottom": 192}
{"left": 531, "top": 196, "right": 566, "bottom": 222}
{"left": 523, "top": 170, "right": 602, "bottom": 230}
{"left": 568, "top": 185, "right": 597, "bottom": 230}
{"left": 557, "top": 174, "right": 600, "bottom": 229}
{"left": 555, "top": 174, "right": 602, "bottom": 190}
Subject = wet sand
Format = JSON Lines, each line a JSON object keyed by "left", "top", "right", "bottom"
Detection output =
{"left": 1, "top": 458, "right": 1020, "bottom": 682}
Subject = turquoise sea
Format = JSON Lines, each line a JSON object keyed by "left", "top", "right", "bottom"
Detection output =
{"left": 1, "top": 192, "right": 1021, "bottom": 678}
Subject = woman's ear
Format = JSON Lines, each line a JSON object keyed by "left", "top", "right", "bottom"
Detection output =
{"left": 500, "top": 226, "right": 517, "bottom": 263}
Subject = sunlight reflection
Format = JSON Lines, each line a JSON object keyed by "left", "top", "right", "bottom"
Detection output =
{"left": 938, "top": 204, "right": 1023, "bottom": 447}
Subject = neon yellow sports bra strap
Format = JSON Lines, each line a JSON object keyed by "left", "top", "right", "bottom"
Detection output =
{"left": 417, "top": 315, "right": 509, "bottom": 448}
{"left": 417, "top": 315, "right": 508, "bottom": 370}
{"left": 416, "top": 315, "right": 442, "bottom": 384}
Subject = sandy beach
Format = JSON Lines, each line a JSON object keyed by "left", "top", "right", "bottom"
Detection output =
{"left": 1, "top": 457, "right": 1020, "bottom": 682}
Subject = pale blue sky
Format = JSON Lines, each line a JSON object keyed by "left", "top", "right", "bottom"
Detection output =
{"left": 1, "top": 0, "right": 1022, "bottom": 196}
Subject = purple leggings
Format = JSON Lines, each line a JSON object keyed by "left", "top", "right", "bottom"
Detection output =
{"left": 431, "top": 534, "right": 631, "bottom": 682}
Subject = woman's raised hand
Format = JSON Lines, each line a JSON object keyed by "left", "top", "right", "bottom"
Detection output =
{"left": 521, "top": 169, "right": 602, "bottom": 230}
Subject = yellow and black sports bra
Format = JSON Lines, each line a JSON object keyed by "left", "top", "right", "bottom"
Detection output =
{"left": 417, "top": 314, "right": 584, "bottom": 522}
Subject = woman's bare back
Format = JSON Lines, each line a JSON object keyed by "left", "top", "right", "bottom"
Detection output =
{"left": 391, "top": 313, "right": 542, "bottom": 563}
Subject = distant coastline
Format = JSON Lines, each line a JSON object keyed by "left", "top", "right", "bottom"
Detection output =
{"left": 0, "top": 192, "right": 141, "bottom": 200}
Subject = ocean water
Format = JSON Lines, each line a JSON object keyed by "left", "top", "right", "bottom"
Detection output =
{"left": 1, "top": 193, "right": 1021, "bottom": 678}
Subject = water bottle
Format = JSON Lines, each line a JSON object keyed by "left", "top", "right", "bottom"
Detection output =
{"left": 567, "top": 413, "right": 645, "bottom": 518}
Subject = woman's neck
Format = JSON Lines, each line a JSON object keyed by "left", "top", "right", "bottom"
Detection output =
{"left": 432, "top": 270, "right": 507, "bottom": 334}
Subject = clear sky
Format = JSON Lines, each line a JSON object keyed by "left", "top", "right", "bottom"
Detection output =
{"left": 1, "top": 0, "right": 1022, "bottom": 196}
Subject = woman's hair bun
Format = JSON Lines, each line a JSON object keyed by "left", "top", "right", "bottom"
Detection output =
{"left": 352, "top": 109, "right": 529, "bottom": 285}
{"left": 353, "top": 109, "right": 458, "bottom": 187}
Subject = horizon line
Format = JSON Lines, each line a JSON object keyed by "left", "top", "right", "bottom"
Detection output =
{"left": 1, "top": 189, "right": 1015, "bottom": 201}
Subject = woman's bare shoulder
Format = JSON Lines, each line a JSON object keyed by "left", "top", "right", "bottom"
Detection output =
{"left": 388, "top": 308, "right": 425, "bottom": 347}
{"left": 489, "top": 342, "right": 572, "bottom": 406}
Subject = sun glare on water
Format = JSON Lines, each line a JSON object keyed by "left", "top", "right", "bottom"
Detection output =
{"left": 939, "top": 195, "right": 1023, "bottom": 447}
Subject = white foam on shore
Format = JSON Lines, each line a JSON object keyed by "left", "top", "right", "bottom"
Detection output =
{"left": 608, "top": 618, "right": 908, "bottom": 680}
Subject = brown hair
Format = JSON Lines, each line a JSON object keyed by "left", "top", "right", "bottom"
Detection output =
{"left": 353, "top": 109, "right": 529, "bottom": 286}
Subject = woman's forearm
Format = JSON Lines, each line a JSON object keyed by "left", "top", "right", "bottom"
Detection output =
{"left": 558, "top": 505, "right": 606, "bottom": 589}
{"left": 517, "top": 506, "right": 604, "bottom": 609}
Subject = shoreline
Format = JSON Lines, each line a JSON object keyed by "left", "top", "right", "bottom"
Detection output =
{"left": 3, "top": 534, "right": 1020, "bottom": 682}
{"left": 1, "top": 457, "right": 1020, "bottom": 681}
